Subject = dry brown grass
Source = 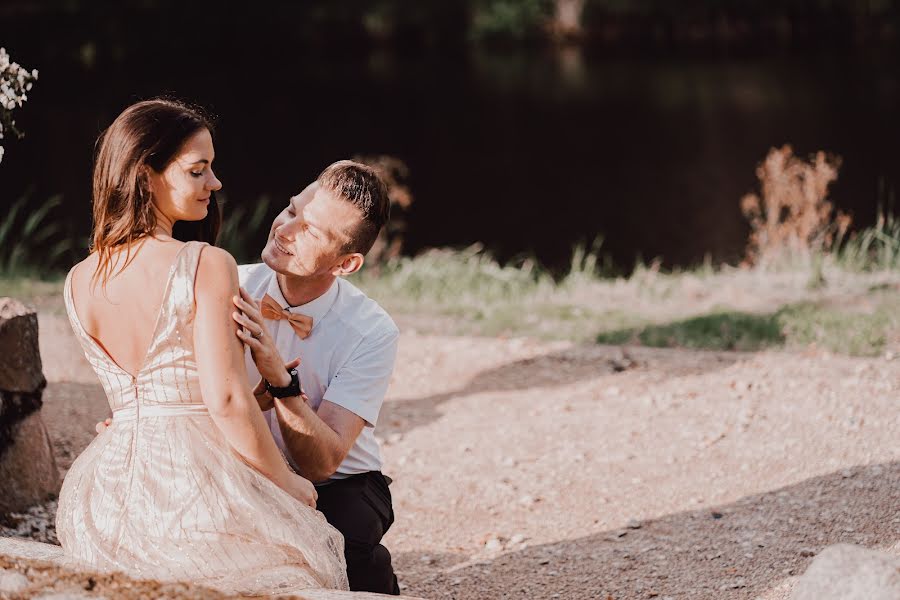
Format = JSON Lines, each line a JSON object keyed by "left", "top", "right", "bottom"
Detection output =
{"left": 353, "top": 154, "right": 414, "bottom": 271}
{"left": 741, "top": 145, "right": 850, "bottom": 268}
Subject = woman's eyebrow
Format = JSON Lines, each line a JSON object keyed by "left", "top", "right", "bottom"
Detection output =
{"left": 191, "top": 158, "right": 210, "bottom": 165}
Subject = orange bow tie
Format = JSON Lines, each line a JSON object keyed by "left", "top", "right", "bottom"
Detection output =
{"left": 260, "top": 294, "right": 313, "bottom": 339}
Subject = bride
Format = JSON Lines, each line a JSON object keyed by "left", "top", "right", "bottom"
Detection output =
{"left": 13, "top": 99, "right": 349, "bottom": 594}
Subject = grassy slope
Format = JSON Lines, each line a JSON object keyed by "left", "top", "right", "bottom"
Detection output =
{"left": 2, "top": 248, "right": 898, "bottom": 358}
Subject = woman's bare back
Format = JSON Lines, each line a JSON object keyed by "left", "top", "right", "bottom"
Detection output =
{"left": 69, "top": 237, "right": 190, "bottom": 378}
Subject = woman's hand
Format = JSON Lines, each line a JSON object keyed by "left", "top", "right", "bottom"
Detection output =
{"left": 233, "top": 287, "right": 291, "bottom": 387}
{"left": 281, "top": 472, "right": 318, "bottom": 509}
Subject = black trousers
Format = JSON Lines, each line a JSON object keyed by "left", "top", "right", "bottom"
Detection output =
{"left": 315, "top": 471, "right": 400, "bottom": 595}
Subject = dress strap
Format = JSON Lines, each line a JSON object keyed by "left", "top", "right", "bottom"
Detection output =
{"left": 170, "top": 241, "right": 210, "bottom": 323}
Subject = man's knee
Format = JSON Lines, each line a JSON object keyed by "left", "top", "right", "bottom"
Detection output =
{"left": 345, "top": 542, "right": 398, "bottom": 595}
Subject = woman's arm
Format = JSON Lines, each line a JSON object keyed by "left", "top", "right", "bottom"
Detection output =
{"left": 193, "top": 246, "right": 316, "bottom": 506}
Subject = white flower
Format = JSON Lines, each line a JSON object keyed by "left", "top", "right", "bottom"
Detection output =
{"left": 0, "top": 48, "right": 38, "bottom": 164}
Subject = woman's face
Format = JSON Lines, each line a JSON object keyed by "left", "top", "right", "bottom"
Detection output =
{"left": 148, "top": 128, "right": 222, "bottom": 224}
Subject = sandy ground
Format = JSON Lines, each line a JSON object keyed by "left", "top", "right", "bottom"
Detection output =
{"left": 3, "top": 301, "right": 899, "bottom": 599}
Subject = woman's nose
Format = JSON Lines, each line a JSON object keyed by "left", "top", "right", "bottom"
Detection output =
{"left": 208, "top": 170, "right": 223, "bottom": 191}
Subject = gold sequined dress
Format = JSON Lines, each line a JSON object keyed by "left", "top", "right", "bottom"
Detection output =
{"left": 53, "top": 241, "right": 348, "bottom": 595}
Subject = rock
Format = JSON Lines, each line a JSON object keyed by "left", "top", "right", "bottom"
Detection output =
{"left": 0, "top": 298, "right": 60, "bottom": 515}
{"left": 0, "top": 537, "right": 428, "bottom": 600}
{"left": 0, "top": 299, "right": 46, "bottom": 393}
{"left": 627, "top": 518, "right": 643, "bottom": 529}
{"left": 0, "top": 411, "right": 60, "bottom": 515}
{"left": 792, "top": 544, "right": 900, "bottom": 600}
{"left": 484, "top": 537, "right": 503, "bottom": 551}
{"left": 0, "top": 568, "right": 31, "bottom": 593}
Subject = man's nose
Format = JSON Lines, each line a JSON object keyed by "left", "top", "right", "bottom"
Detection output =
{"left": 279, "top": 217, "right": 305, "bottom": 239}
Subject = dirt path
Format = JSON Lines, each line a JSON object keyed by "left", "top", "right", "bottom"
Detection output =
{"left": 18, "top": 307, "right": 900, "bottom": 598}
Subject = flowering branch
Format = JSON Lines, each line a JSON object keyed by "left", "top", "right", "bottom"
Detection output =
{"left": 0, "top": 48, "right": 39, "bottom": 164}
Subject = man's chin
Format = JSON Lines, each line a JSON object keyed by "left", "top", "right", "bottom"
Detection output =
{"left": 261, "top": 246, "right": 297, "bottom": 275}
{"left": 260, "top": 246, "right": 281, "bottom": 270}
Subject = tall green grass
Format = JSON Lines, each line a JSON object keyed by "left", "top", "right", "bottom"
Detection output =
{"left": 836, "top": 209, "right": 900, "bottom": 271}
{"left": 0, "top": 193, "right": 73, "bottom": 277}
{"left": 216, "top": 194, "right": 277, "bottom": 264}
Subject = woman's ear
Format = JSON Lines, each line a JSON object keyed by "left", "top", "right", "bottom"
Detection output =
{"left": 332, "top": 253, "right": 365, "bottom": 277}
{"left": 140, "top": 165, "right": 156, "bottom": 199}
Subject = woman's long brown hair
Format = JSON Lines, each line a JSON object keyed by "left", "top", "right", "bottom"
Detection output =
{"left": 90, "top": 98, "right": 220, "bottom": 286}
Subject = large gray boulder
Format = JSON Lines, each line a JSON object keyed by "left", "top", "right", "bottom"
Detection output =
{"left": 0, "top": 298, "right": 60, "bottom": 514}
{"left": 792, "top": 544, "right": 900, "bottom": 600}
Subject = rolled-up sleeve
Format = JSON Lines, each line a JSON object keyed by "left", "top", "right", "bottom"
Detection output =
{"left": 322, "top": 326, "right": 399, "bottom": 427}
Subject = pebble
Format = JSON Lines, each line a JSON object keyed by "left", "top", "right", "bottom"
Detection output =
{"left": 484, "top": 537, "right": 503, "bottom": 551}
{"left": 627, "top": 518, "right": 643, "bottom": 529}
{"left": 0, "top": 569, "right": 31, "bottom": 594}
{"left": 510, "top": 533, "right": 526, "bottom": 545}
{"left": 799, "top": 548, "right": 816, "bottom": 557}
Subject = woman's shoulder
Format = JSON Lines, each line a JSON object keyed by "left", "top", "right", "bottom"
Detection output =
{"left": 195, "top": 245, "right": 239, "bottom": 294}
{"left": 67, "top": 253, "right": 98, "bottom": 287}
{"left": 196, "top": 244, "right": 236, "bottom": 269}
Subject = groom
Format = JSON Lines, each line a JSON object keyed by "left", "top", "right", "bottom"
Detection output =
{"left": 231, "top": 160, "right": 401, "bottom": 595}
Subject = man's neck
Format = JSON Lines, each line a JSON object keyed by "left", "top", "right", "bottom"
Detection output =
{"left": 276, "top": 272, "right": 336, "bottom": 308}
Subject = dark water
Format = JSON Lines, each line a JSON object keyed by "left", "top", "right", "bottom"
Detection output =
{"left": 3, "top": 13, "right": 899, "bottom": 271}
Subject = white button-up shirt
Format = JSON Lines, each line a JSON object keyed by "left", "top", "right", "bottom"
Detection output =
{"left": 238, "top": 263, "right": 399, "bottom": 479}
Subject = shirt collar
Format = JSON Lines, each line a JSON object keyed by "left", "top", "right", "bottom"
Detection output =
{"left": 264, "top": 274, "right": 339, "bottom": 333}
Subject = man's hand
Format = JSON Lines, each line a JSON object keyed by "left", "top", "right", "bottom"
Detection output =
{"left": 253, "top": 358, "right": 302, "bottom": 412}
{"left": 233, "top": 287, "right": 291, "bottom": 387}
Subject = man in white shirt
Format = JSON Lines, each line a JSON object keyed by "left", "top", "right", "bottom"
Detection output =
{"left": 230, "top": 160, "right": 400, "bottom": 594}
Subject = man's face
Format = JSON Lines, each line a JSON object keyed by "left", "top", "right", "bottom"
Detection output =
{"left": 261, "top": 182, "right": 363, "bottom": 278}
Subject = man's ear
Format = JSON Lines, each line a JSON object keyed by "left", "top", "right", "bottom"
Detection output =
{"left": 332, "top": 253, "right": 365, "bottom": 277}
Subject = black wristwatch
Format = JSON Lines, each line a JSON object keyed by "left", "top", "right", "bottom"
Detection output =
{"left": 265, "top": 367, "right": 302, "bottom": 399}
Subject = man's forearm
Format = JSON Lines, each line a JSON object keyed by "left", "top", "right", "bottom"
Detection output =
{"left": 273, "top": 396, "right": 345, "bottom": 482}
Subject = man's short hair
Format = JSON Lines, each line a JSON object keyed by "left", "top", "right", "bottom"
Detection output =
{"left": 317, "top": 160, "right": 390, "bottom": 256}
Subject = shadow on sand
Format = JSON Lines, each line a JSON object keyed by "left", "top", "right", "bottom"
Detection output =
{"left": 380, "top": 343, "right": 745, "bottom": 437}
{"left": 396, "top": 461, "right": 900, "bottom": 600}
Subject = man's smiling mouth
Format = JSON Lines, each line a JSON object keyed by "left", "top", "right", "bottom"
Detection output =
{"left": 274, "top": 238, "right": 293, "bottom": 256}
